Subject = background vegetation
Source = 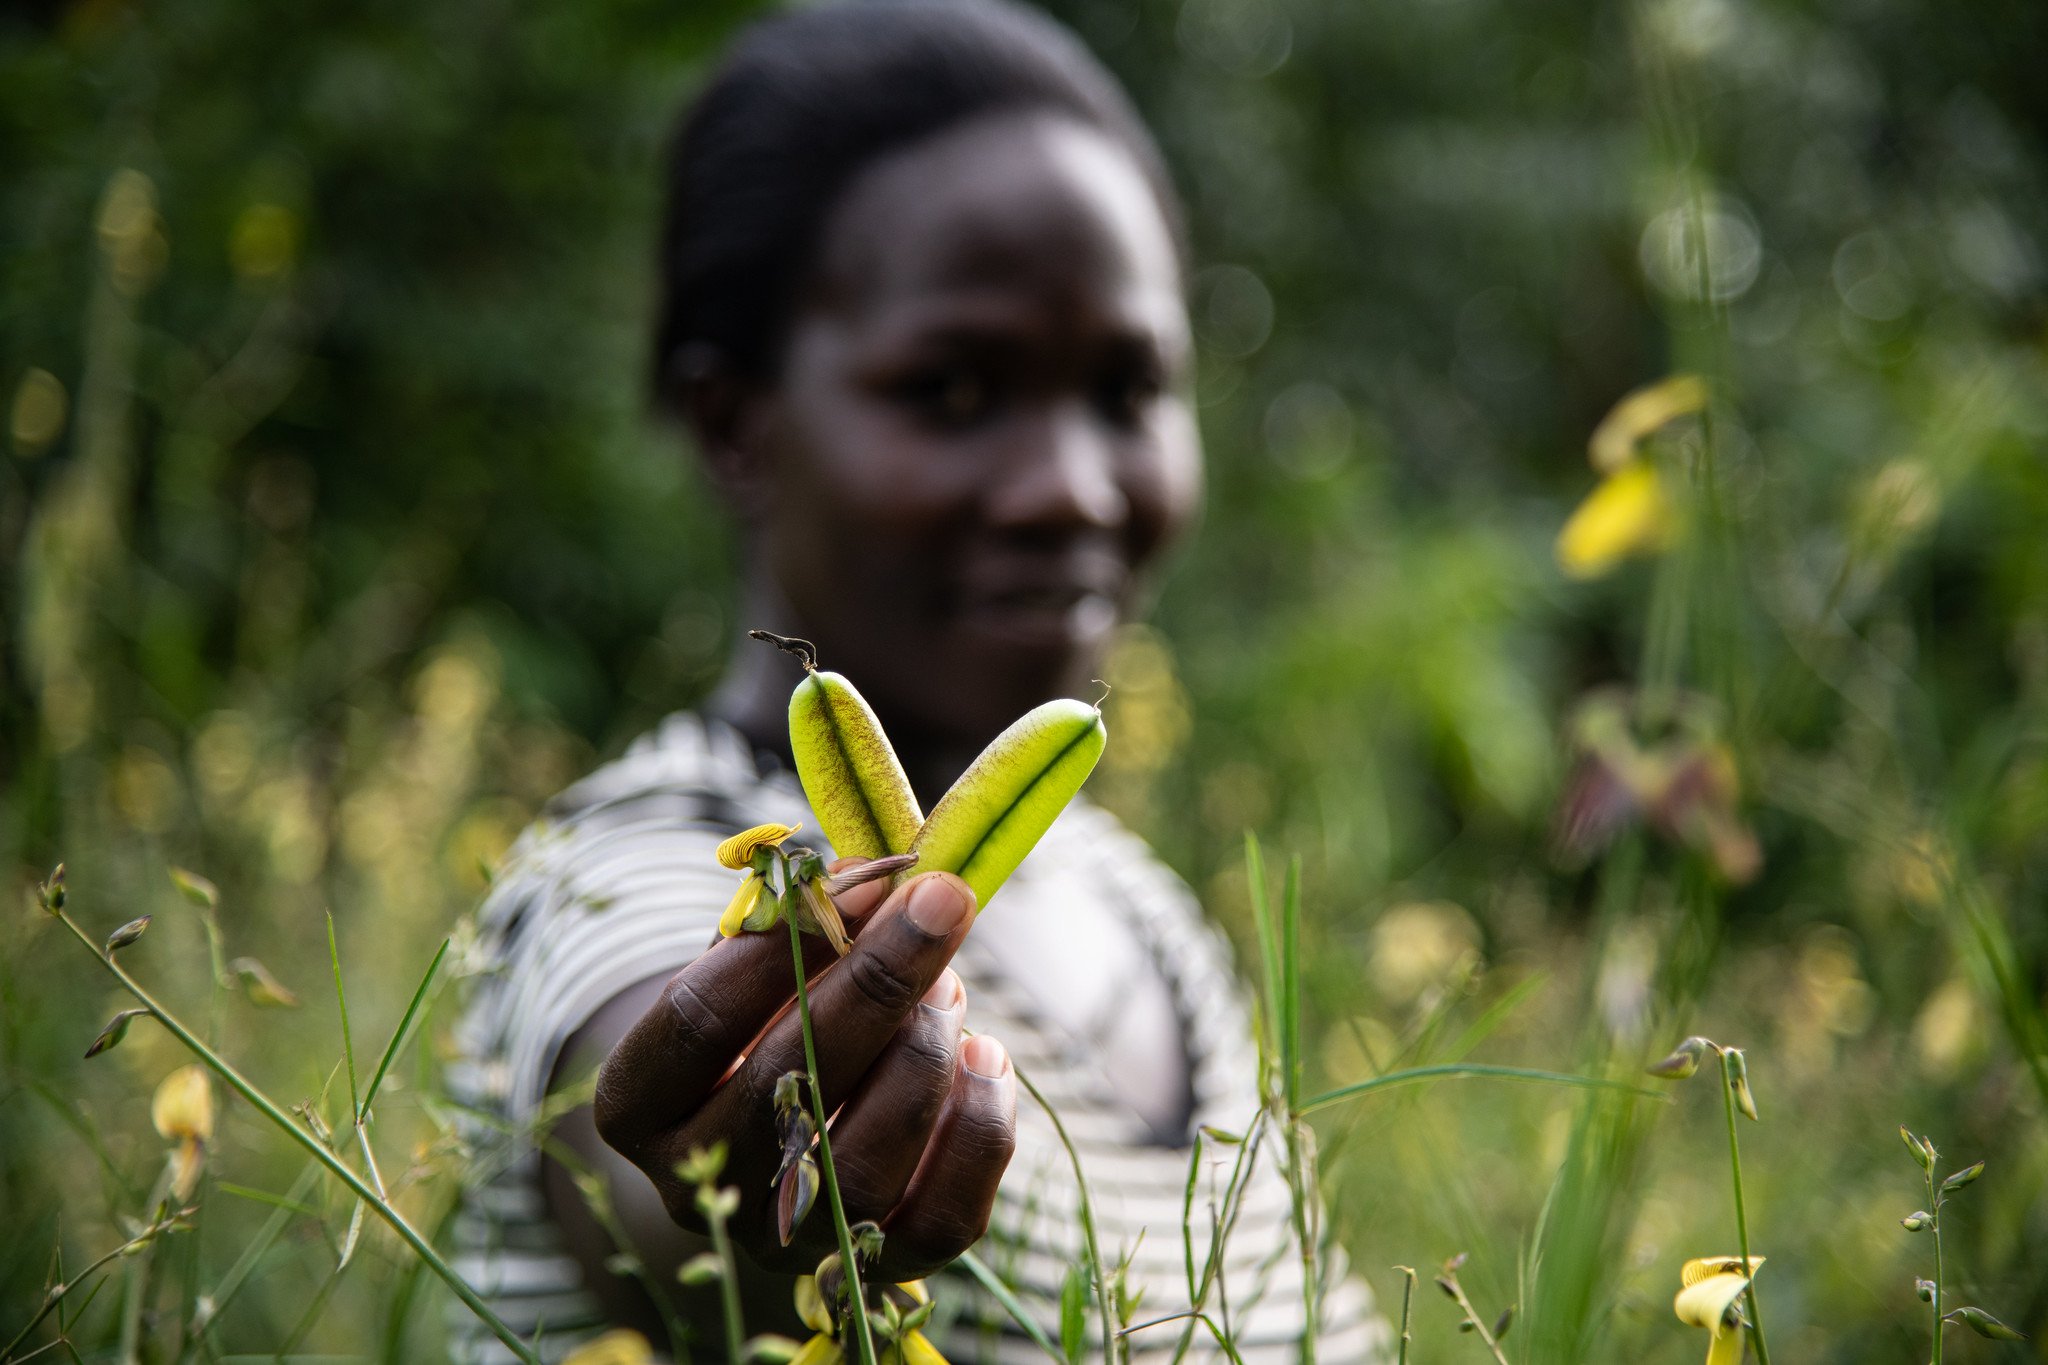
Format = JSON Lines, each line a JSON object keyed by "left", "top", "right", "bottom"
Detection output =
{"left": 4, "top": 0, "right": 2045, "bottom": 1360}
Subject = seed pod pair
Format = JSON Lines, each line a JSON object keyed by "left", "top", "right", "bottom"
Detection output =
{"left": 764, "top": 631, "right": 1105, "bottom": 912}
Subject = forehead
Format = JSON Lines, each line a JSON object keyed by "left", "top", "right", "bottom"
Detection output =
{"left": 808, "top": 112, "right": 1185, "bottom": 340}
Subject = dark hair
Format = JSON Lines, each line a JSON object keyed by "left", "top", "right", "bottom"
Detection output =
{"left": 651, "top": 0, "right": 1182, "bottom": 402}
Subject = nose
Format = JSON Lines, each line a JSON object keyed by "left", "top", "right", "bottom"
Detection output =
{"left": 983, "top": 401, "right": 1127, "bottom": 533}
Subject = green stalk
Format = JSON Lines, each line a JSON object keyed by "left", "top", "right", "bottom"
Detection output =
{"left": 1927, "top": 1167, "right": 1944, "bottom": 1365}
{"left": 1716, "top": 1050, "right": 1770, "bottom": 1365}
{"left": 785, "top": 912, "right": 878, "bottom": 1365}
{"left": 2, "top": 1218, "right": 178, "bottom": 1360}
{"left": 1392, "top": 1267, "right": 1415, "bottom": 1365}
{"left": 1007, "top": 1054, "right": 1118, "bottom": 1365}
{"left": 702, "top": 1191, "right": 748, "bottom": 1365}
{"left": 52, "top": 910, "right": 541, "bottom": 1365}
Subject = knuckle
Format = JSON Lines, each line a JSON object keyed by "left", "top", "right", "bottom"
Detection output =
{"left": 662, "top": 974, "right": 733, "bottom": 1057}
{"left": 844, "top": 948, "right": 922, "bottom": 1017}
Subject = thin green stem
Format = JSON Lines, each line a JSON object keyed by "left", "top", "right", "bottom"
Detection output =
{"left": 1717, "top": 1050, "right": 1770, "bottom": 1365}
{"left": 785, "top": 914, "right": 878, "bottom": 1365}
{"left": 51, "top": 910, "right": 541, "bottom": 1365}
{"left": 703, "top": 1202, "right": 748, "bottom": 1365}
{"left": 2, "top": 1219, "right": 176, "bottom": 1360}
{"left": 1927, "top": 1168, "right": 1944, "bottom": 1365}
{"left": 1007, "top": 1054, "right": 1118, "bottom": 1365}
{"left": 1439, "top": 1272, "right": 1511, "bottom": 1365}
{"left": 1392, "top": 1267, "right": 1415, "bottom": 1365}
{"left": 1298, "top": 1065, "right": 1666, "bottom": 1116}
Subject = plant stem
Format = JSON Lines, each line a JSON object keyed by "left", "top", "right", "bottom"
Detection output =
{"left": 1439, "top": 1270, "right": 1511, "bottom": 1365}
{"left": 1393, "top": 1267, "right": 1415, "bottom": 1365}
{"left": 785, "top": 914, "right": 878, "bottom": 1365}
{"left": 1716, "top": 1049, "right": 1770, "bottom": 1365}
{"left": 1007, "top": 1053, "right": 1118, "bottom": 1365}
{"left": 1927, "top": 1168, "right": 1945, "bottom": 1365}
{"left": 51, "top": 910, "right": 542, "bottom": 1365}
{"left": 703, "top": 1197, "right": 748, "bottom": 1365}
{"left": 2, "top": 1220, "right": 177, "bottom": 1360}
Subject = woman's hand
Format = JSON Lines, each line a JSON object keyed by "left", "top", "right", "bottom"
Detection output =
{"left": 592, "top": 865, "right": 1016, "bottom": 1281}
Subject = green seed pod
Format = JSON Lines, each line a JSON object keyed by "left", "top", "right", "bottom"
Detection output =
{"left": 787, "top": 667, "right": 923, "bottom": 861}
{"left": 906, "top": 698, "right": 1106, "bottom": 910}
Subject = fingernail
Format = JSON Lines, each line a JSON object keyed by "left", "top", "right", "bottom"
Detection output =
{"left": 921, "top": 969, "right": 962, "bottom": 1010}
{"left": 963, "top": 1034, "right": 1009, "bottom": 1079}
{"left": 905, "top": 873, "right": 972, "bottom": 937}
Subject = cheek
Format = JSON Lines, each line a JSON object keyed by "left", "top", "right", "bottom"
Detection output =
{"left": 1127, "top": 405, "right": 1205, "bottom": 563}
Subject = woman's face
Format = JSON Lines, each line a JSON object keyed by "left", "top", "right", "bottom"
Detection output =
{"left": 739, "top": 112, "right": 1202, "bottom": 750}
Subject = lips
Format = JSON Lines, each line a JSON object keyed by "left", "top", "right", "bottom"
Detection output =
{"left": 953, "top": 547, "right": 1128, "bottom": 649}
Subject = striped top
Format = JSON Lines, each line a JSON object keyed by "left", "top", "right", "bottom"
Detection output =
{"left": 446, "top": 711, "right": 1390, "bottom": 1363}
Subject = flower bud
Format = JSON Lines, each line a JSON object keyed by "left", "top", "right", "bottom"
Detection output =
{"left": 1945, "top": 1306, "right": 2026, "bottom": 1341}
{"left": 1915, "top": 1279, "right": 1937, "bottom": 1303}
{"left": 84, "top": 1008, "right": 150, "bottom": 1059}
{"left": 1901, "top": 1210, "right": 1933, "bottom": 1232}
{"left": 1900, "top": 1126, "right": 1932, "bottom": 1169}
{"left": 105, "top": 916, "right": 152, "bottom": 953}
{"left": 1647, "top": 1036, "right": 1712, "bottom": 1080}
{"left": 1724, "top": 1048, "right": 1759, "bottom": 1121}
{"left": 1940, "top": 1161, "right": 1985, "bottom": 1194}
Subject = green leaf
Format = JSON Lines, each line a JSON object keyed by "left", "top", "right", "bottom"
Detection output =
{"left": 1060, "top": 1261, "right": 1088, "bottom": 1363}
{"left": 957, "top": 1251, "right": 1065, "bottom": 1361}
{"left": 326, "top": 913, "right": 360, "bottom": 1119}
{"left": 359, "top": 939, "right": 447, "bottom": 1122}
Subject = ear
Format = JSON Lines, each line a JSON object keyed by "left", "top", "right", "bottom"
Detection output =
{"left": 664, "top": 343, "right": 777, "bottom": 519}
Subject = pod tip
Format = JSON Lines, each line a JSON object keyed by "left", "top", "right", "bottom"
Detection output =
{"left": 749, "top": 629, "right": 818, "bottom": 672}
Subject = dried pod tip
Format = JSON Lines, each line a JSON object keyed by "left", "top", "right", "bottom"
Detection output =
{"left": 749, "top": 629, "right": 818, "bottom": 672}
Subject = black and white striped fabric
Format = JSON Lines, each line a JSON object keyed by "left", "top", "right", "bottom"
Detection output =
{"left": 446, "top": 712, "right": 1390, "bottom": 1363}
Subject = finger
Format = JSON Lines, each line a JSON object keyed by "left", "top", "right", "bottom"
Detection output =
{"left": 879, "top": 1033, "right": 1017, "bottom": 1279}
{"left": 825, "top": 970, "right": 966, "bottom": 1222}
{"left": 593, "top": 926, "right": 837, "bottom": 1155}
{"left": 691, "top": 873, "right": 975, "bottom": 1190}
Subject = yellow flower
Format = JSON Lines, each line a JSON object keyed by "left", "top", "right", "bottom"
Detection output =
{"left": 716, "top": 821, "right": 800, "bottom": 870}
{"left": 151, "top": 1064, "right": 214, "bottom": 1201}
{"left": 1674, "top": 1256, "right": 1763, "bottom": 1365}
{"left": 719, "top": 873, "right": 767, "bottom": 938}
{"left": 561, "top": 1329, "right": 654, "bottom": 1365}
{"left": 1557, "top": 458, "right": 1676, "bottom": 579}
{"left": 1589, "top": 374, "right": 1707, "bottom": 473}
{"left": 792, "top": 1276, "right": 948, "bottom": 1365}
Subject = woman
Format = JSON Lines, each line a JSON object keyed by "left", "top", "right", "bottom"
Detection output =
{"left": 448, "top": 2, "right": 1387, "bottom": 1360}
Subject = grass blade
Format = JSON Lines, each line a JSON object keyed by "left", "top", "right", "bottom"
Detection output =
{"left": 1299, "top": 1064, "right": 1668, "bottom": 1116}
{"left": 1281, "top": 854, "right": 1302, "bottom": 1112}
{"left": 325, "top": 913, "right": 360, "bottom": 1119}
{"left": 359, "top": 939, "right": 447, "bottom": 1122}
{"left": 957, "top": 1250, "right": 1065, "bottom": 1361}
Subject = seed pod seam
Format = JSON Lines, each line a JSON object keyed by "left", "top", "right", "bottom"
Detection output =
{"left": 944, "top": 712, "right": 1101, "bottom": 888}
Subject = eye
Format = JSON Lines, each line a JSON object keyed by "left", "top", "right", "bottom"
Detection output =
{"left": 1092, "top": 361, "right": 1165, "bottom": 429}
{"left": 893, "top": 364, "right": 994, "bottom": 429}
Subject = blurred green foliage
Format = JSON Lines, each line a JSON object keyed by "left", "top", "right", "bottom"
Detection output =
{"left": 4, "top": 0, "right": 2046, "bottom": 1360}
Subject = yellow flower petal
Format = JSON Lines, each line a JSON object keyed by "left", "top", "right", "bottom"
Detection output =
{"left": 169, "top": 1136, "right": 205, "bottom": 1201}
{"left": 1589, "top": 374, "right": 1707, "bottom": 472}
{"left": 561, "top": 1329, "right": 654, "bottom": 1365}
{"left": 151, "top": 1064, "right": 215, "bottom": 1142}
{"left": 795, "top": 1274, "right": 834, "bottom": 1334}
{"left": 717, "top": 822, "right": 800, "bottom": 870}
{"left": 1680, "top": 1255, "right": 1764, "bottom": 1287}
{"left": 895, "top": 1279, "right": 930, "bottom": 1306}
{"left": 719, "top": 874, "right": 764, "bottom": 938}
{"left": 1557, "top": 459, "right": 1677, "bottom": 579}
{"left": 1675, "top": 1271, "right": 1751, "bottom": 1334}
{"left": 894, "top": 1329, "right": 949, "bottom": 1365}
{"left": 789, "top": 1333, "right": 845, "bottom": 1365}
